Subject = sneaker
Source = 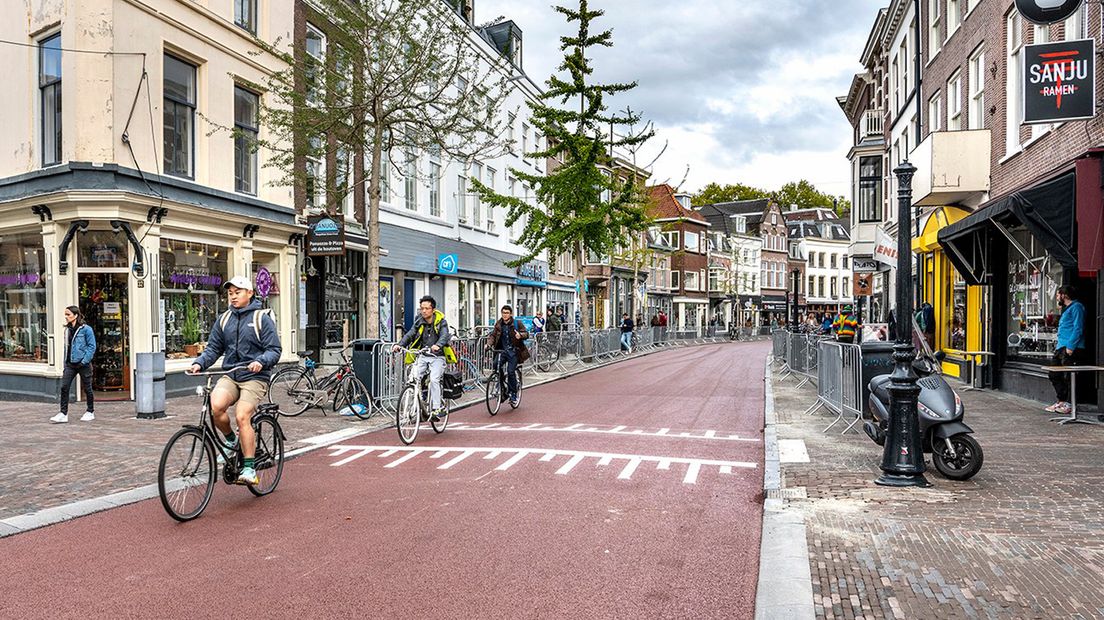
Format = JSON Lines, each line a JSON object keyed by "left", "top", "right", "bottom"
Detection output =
{"left": 509, "top": 397, "right": 519, "bottom": 407}
{"left": 1055, "top": 402, "right": 1073, "bottom": 415}
{"left": 49, "top": 413, "right": 68, "bottom": 424}
{"left": 80, "top": 411, "right": 95, "bottom": 422}
{"left": 236, "top": 467, "right": 259, "bottom": 486}
{"left": 1044, "top": 402, "right": 1062, "bottom": 413}
{"left": 431, "top": 408, "right": 445, "bottom": 421}
{"left": 222, "top": 436, "right": 239, "bottom": 451}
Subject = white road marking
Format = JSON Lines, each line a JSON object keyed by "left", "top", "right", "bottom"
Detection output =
{"left": 379, "top": 449, "right": 398, "bottom": 458}
{"left": 683, "top": 462, "right": 702, "bottom": 484}
{"left": 330, "top": 447, "right": 374, "bottom": 467}
{"left": 443, "top": 423, "right": 759, "bottom": 443}
{"left": 618, "top": 458, "right": 642, "bottom": 480}
{"left": 495, "top": 451, "right": 529, "bottom": 471}
{"left": 302, "top": 428, "right": 364, "bottom": 445}
{"left": 439, "top": 450, "right": 474, "bottom": 469}
{"left": 326, "top": 445, "right": 757, "bottom": 486}
{"left": 384, "top": 451, "right": 421, "bottom": 468}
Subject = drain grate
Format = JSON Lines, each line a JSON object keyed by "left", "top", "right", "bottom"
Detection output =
{"left": 766, "top": 486, "right": 807, "bottom": 500}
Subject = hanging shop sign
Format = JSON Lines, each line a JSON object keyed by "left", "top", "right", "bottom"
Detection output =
{"left": 1015, "top": 0, "right": 1083, "bottom": 25}
{"left": 1024, "top": 38, "right": 1095, "bottom": 124}
{"left": 853, "top": 273, "right": 873, "bottom": 297}
{"left": 852, "top": 257, "right": 880, "bottom": 273}
{"left": 516, "top": 262, "right": 546, "bottom": 285}
{"left": 306, "top": 215, "right": 346, "bottom": 256}
{"left": 255, "top": 267, "right": 273, "bottom": 298}
{"left": 873, "top": 227, "right": 898, "bottom": 268}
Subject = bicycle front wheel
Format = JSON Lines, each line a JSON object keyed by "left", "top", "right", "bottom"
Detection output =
{"left": 510, "top": 370, "right": 524, "bottom": 409}
{"left": 485, "top": 371, "right": 502, "bottom": 416}
{"left": 268, "top": 367, "right": 314, "bottom": 417}
{"left": 158, "top": 428, "right": 216, "bottom": 522}
{"left": 396, "top": 385, "right": 420, "bottom": 445}
{"left": 249, "top": 415, "right": 285, "bottom": 497}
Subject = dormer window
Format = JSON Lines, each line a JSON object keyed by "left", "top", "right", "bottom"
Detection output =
{"left": 733, "top": 215, "right": 747, "bottom": 234}
{"left": 511, "top": 34, "right": 523, "bottom": 68}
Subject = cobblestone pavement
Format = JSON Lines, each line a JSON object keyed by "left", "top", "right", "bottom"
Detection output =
{"left": 0, "top": 341, "right": 721, "bottom": 522}
{"left": 773, "top": 365, "right": 1104, "bottom": 620}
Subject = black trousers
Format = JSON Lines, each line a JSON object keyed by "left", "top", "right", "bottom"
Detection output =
{"left": 1049, "top": 348, "right": 1083, "bottom": 403}
{"left": 60, "top": 363, "right": 94, "bottom": 414}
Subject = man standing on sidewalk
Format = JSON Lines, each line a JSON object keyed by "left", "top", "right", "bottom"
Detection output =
{"left": 620, "top": 313, "right": 634, "bottom": 352}
{"left": 832, "top": 304, "right": 860, "bottom": 344}
{"left": 1046, "top": 285, "right": 1086, "bottom": 415}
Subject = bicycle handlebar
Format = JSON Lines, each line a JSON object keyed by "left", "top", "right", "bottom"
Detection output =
{"left": 185, "top": 365, "right": 253, "bottom": 377}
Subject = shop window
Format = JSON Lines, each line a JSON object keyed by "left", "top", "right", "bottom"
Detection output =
{"left": 486, "top": 283, "right": 497, "bottom": 326}
{"left": 159, "top": 239, "right": 229, "bottom": 358}
{"left": 77, "top": 230, "right": 129, "bottom": 269}
{"left": 473, "top": 281, "right": 484, "bottom": 329}
{"left": 0, "top": 233, "right": 48, "bottom": 363}
{"left": 1006, "top": 227, "right": 1064, "bottom": 362}
{"left": 951, "top": 273, "right": 968, "bottom": 351}
{"left": 251, "top": 253, "right": 281, "bottom": 327}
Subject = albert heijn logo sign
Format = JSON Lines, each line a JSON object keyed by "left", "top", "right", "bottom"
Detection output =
{"left": 1024, "top": 38, "right": 1095, "bottom": 124}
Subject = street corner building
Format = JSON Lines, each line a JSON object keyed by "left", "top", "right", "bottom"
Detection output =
{"left": 840, "top": 0, "right": 1104, "bottom": 406}
{"left": 0, "top": 0, "right": 305, "bottom": 402}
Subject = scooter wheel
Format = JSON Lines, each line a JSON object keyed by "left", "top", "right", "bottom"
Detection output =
{"left": 932, "top": 433, "right": 983, "bottom": 481}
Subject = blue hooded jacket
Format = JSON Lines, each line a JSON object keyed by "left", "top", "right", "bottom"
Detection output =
{"left": 67, "top": 323, "right": 96, "bottom": 365}
{"left": 193, "top": 298, "right": 282, "bottom": 382}
{"left": 1057, "top": 299, "right": 1085, "bottom": 352}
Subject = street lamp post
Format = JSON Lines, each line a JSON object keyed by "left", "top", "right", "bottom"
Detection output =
{"left": 875, "top": 161, "right": 931, "bottom": 488}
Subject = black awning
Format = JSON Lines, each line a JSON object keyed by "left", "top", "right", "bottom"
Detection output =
{"left": 937, "top": 171, "right": 1076, "bottom": 285}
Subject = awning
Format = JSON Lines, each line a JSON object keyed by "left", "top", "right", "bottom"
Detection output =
{"left": 937, "top": 171, "right": 1076, "bottom": 285}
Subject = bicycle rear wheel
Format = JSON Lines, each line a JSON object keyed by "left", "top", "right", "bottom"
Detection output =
{"left": 248, "top": 415, "right": 285, "bottom": 496}
{"left": 268, "top": 367, "right": 314, "bottom": 417}
{"left": 335, "top": 376, "right": 373, "bottom": 420}
{"left": 485, "top": 370, "right": 502, "bottom": 416}
{"left": 396, "top": 385, "right": 420, "bottom": 445}
{"left": 431, "top": 398, "right": 450, "bottom": 433}
{"left": 510, "top": 370, "right": 523, "bottom": 409}
{"left": 158, "top": 428, "right": 216, "bottom": 521}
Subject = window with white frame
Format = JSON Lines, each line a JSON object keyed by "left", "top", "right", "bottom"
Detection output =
{"left": 734, "top": 215, "right": 747, "bottom": 233}
{"left": 429, "top": 162, "right": 441, "bottom": 217}
{"left": 928, "top": 91, "right": 942, "bottom": 133}
{"left": 897, "top": 38, "right": 909, "bottom": 111}
{"left": 507, "top": 112, "right": 516, "bottom": 150}
{"left": 39, "top": 34, "right": 62, "bottom": 167}
{"left": 1066, "top": 2, "right": 1088, "bottom": 40}
{"left": 485, "top": 167, "right": 496, "bottom": 231}
{"left": 1006, "top": 10, "right": 1024, "bottom": 154}
{"left": 456, "top": 172, "right": 468, "bottom": 222}
{"left": 948, "top": 0, "right": 961, "bottom": 36}
{"left": 164, "top": 54, "right": 197, "bottom": 178}
{"left": 471, "top": 161, "right": 483, "bottom": 226}
{"left": 684, "top": 231, "right": 700, "bottom": 253}
{"left": 304, "top": 24, "right": 325, "bottom": 106}
{"left": 929, "top": 0, "right": 942, "bottom": 56}
{"left": 968, "top": 47, "right": 985, "bottom": 129}
{"left": 336, "top": 145, "right": 352, "bottom": 214}
{"left": 947, "top": 71, "right": 962, "bottom": 130}
{"left": 521, "top": 123, "right": 529, "bottom": 161}
{"left": 234, "top": 86, "right": 259, "bottom": 195}
{"left": 235, "top": 0, "right": 257, "bottom": 34}
{"left": 671, "top": 270, "right": 681, "bottom": 290}
{"left": 807, "top": 276, "right": 815, "bottom": 296}
{"left": 403, "top": 149, "right": 417, "bottom": 211}
{"left": 379, "top": 154, "right": 391, "bottom": 204}
{"left": 305, "top": 135, "right": 323, "bottom": 210}
{"left": 1034, "top": 23, "right": 1050, "bottom": 44}
{"left": 684, "top": 270, "right": 699, "bottom": 292}
{"left": 831, "top": 277, "right": 838, "bottom": 299}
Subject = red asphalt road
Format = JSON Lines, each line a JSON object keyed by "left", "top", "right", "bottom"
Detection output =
{"left": 0, "top": 343, "right": 768, "bottom": 619}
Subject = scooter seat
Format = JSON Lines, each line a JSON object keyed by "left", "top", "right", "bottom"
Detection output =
{"left": 869, "top": 374, "right": 892, "bottom": 402}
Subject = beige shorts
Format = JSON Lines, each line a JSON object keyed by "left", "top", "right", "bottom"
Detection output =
{"left": 213, "top": 376, "right": 268, "bottom": 409}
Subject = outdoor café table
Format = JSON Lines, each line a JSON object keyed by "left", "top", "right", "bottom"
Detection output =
{"left": 1042, "top": 365, "right": 1104, "bottom": 426}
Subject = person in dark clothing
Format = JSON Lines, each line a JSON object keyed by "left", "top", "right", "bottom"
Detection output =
{"left": 620, "top": 313, "right": 634, "bottom": 351}
{"left": 487, "top": 305, "right": 529, "bottom": 405}
{"left": 650, "top": 313, "right": 661, "bottom": 328}
{"left": 51, "top": 305, "right": 97, "bottom": 423}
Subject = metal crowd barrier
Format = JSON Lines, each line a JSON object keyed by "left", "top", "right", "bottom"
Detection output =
{"left": 803, "top": 339, "right": 864, "bottom": 434}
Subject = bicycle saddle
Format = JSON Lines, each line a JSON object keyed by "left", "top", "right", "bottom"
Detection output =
{"left": 297, "top": 350, "right": 315, "bottom": 358}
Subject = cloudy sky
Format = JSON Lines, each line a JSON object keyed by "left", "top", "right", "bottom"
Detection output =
{"left": 479, "top": 0, "right": 887, "bottom": 197}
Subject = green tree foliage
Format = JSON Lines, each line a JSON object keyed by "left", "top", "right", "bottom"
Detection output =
{"left": 692, "top": 182, "right": 769, "bottom": 205}
{"left": 246, "top": 0, "right": 511, "bottom": 336}
{"left": 774, "top": 180, "right": 851, "bottom": 217}
{"left": 471, "top": 0, "right": 653, "bottom": 333}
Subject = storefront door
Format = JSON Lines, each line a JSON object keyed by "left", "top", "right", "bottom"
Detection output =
{"left": 78, "top": 272, "right": 130, "bottom": 400}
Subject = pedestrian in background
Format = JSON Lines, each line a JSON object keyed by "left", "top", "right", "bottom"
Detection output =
{"left": 51, "top": 305, "right": 96, "bottom": 423}
{"left": 620, "top": 313, "right": 634, "bottom": 351}
{"left": 545, "top": 306, "right": 561, "bottom": 332}
{"left": 532, "top": 311, "right": 545, "bottom": 334}
{"left": 832, "top": 304, "right": 860, "bottom": 344}
{"left": 650, "top": 313, "right": 661, "bottom": 328}
{"left": 820, "top": 314, "right": 833, "bottom": 334}
{"left": 658, "top": 311, "right": 668, "bottom": 327}
{"left": 1046, "top": 285, "right": 1085, "bottom": 415}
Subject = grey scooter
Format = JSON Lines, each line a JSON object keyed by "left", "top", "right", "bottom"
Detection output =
{"left": 863, "top": 321, "right": 984, "bottom": 480}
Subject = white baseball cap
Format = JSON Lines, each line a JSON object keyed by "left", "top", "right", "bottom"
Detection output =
{"left": 222, "top": 275, "right": 254, "bottom": 291}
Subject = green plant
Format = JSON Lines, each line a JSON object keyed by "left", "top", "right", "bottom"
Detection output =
{"left": 181, "top": 294, "right": 200, "bottom": 344}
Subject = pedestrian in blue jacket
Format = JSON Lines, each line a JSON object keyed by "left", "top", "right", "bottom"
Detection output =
{"left": 52, "top": 305, "right": 96, "bottom": 423}
{"left": 1047, "top": 285, "right": 1086, "bottom": 415}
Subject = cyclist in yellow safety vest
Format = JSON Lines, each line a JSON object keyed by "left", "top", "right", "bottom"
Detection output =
{"left": 392, "top": 295, "right": 458, "bottom": 420}
{"left": 832, "top": 305, "right": 860, "bottom": 344}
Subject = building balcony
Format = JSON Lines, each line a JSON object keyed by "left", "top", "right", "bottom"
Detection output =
{"left": 911, "top": 130, "right": 991, "bottom": 207}
{"left": 860, "top": 109, "right": 884, "bottom": 140}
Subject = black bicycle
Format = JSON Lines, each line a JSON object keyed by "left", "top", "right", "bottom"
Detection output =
{"left": 485, "top": 351, "right": 523, "bottom": 416}
{"left": 157, "top": 368, "right": 286, "bottom": 522}
{"left": 266, "top": 346, "right": 375, "bottom": 419}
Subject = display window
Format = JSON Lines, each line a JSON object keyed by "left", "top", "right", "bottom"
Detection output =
{"left": 0, "top": 233, "right": 47, "bottom": 363}
{"left": 159, "top": 239, "right": 229, "bottom": 359}
{"left": 1005, "top": 227, "right": 1064, "bottom": 362}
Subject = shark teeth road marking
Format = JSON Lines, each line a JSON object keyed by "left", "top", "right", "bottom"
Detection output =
{"left": 444, "top": 422, "right": 760, "bottom": 443}
{"left": 325, "top": 445, "right": 756, "bottom": 485}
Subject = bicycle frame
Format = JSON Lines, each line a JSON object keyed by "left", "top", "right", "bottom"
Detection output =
{"left": 185, "top": 369, "right": 286, "bottom": 467}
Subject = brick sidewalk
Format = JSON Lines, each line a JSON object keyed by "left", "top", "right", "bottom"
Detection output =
{"left": 772, "top": 367, "right": 1104, "bottom": 619}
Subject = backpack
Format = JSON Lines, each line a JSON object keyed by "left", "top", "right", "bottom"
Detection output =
{"left": 219, "top": 307, "right": 275, "bottom": 341}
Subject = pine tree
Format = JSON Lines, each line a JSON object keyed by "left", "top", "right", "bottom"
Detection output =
{"left": 471, "top": 0, "right": 653, "bottom": 334}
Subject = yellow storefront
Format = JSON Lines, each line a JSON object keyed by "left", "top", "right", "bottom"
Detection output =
{"left": 913, "top": 207, "right": 988, "bottom": 383}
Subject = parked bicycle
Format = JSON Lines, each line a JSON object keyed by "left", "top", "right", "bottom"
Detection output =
{"left": 393, "top": 346, "right": 454, "bottom": 445}
{"left": 157, "top": 367, "right": 285, "bottom": 522}
{"left": 266, "top": 347, "right": 375, "bottom": 419}
{"left": 485, "top": 350, "right": 524, "bottom": 416}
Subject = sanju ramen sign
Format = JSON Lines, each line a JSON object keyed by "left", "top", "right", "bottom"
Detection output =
{"left": 1024, "top": 38, "right": 1096, "bottom": 124}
